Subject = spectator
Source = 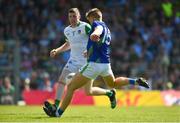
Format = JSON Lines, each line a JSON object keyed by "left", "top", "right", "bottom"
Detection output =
{"left": 0, "top": 77, "right": 15, "bottom": 104}
{"left": 0, "top": 0, "right": 179, "bottom": 91}
{"left": 161, "top": 0, "right": 173, "bottom": 18}
{"left": 41, "top": 72, "right": 53, "bottom": 92}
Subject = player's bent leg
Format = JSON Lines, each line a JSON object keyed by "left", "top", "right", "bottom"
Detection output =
{"left": 104, "top": 75, "right": 149, "bottom": 89}
{"left": 60, "top": 72, "right": 91, "bottom": 111}
{"left": 43, "top": 69, "right": 73, "bottom": 117}
{"left": 114, "top": 77, "right": 131, "bottom": 87}
{"left": 43, "top": 81, "right": 66, "bottom": 117}
{"left": 84, "top": 81, "right": 107, "bottom": 96}
{"left": 102, "top": 74, "right": 115, "bottom": 88}
{"left": 102, "top": 75, "right": 117, "bottom": 109}
{"left": 55, "top": 81, "right": 66, "bottom": 105}
{"left": 115, "top": 77, "right": 149, "bottom": 88}
{"left": 54, "top": 72, "right": 91, "bottom": 117}
{"left": 84, "top": 78, "right": 116, "bottom": 109}
{"left": 55, "top": 69, "right": 72, "bottom": 104}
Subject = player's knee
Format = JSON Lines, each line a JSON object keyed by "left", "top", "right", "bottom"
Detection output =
{"left": 58, "top": 81, "right": 66, "bottom": 86}
{"left": 116, "top": 77, "right": 126, "bottom": 81}
{"left": 107, "top": 82, "right": 115, "bottom": 88}
{"left": 85, "top": 89, "right": 93, "bottom": 96}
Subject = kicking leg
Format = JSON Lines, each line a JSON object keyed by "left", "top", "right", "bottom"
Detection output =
{"left": 58, "top": 72, "right": 91, "bottom": 114}
{"left": 44, "top": 69, "right": 72, "bottom": 116}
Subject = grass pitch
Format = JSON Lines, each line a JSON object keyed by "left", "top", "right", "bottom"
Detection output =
{"left": 0, "top": 105, "right": 179, "bottom": 122}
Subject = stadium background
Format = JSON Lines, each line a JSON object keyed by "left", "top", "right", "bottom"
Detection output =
{"left": 0, "top": 0, "right": 179, "bottom": 106}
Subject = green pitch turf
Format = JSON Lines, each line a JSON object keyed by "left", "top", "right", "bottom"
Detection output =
{"left": 0, "top": 106, "right": 179, "bottom": 122}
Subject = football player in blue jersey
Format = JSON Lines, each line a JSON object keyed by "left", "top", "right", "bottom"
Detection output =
{"left": 43, "top": 8, "right": 117, "bottom": 116}
{"left": 46, "top": 8, "right": 149, "bottom": 117}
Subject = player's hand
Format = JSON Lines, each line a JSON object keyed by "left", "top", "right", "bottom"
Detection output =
{"left": 90, "top": 34, "right": 100, "bottom": 42}
{"left": 83, "top": 50, "right": 88, "bottom": 58}
{"left": 50, "top": 49, "right": 57, "bottom": 58}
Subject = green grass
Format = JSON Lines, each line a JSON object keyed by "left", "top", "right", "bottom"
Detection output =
{"left": 0, "top": 106, "right": 179, "bottom": 122}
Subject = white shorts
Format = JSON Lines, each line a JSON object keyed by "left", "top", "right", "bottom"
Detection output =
{"left": 64, "top": 59, "right": 86, "bottom": 73}
{"left": 79, "top": 62, "right": 113, "bottom": 80}
{"left": 59, "top": 59, "right": 86, "bottom": 83}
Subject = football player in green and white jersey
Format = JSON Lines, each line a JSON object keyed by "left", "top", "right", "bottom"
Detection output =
{"left": 43, "top": 8, "right": 116, "bottom": 116}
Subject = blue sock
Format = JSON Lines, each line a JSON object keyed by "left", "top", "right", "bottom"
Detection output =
{"left": 129, "top": 78, "right": 136, "bottom": 85}
{"left": 58, "top": 108, "right": 64, "bottom": 116}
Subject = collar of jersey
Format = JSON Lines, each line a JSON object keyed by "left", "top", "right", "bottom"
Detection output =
{"left": 70, "top": 21, "right": 81, "bottom": 28}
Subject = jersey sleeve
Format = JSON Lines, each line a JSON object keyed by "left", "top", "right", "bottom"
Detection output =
{"left": 92, "top": 21, "right": 99, "bottom": 28}
{"left": 92, "top": 21, "right": 103, "bottom": 36}
{"left": 92, "top": 21, "right": 103, "bottom": 31}
{"left": 85, "top": 23, "right": 91, "bottom": 35}
{"left": 64, "top": 35, "right": 68, "bottom": 42}
{"left": 64, "top": 28, "right": 69, "bottom": 42}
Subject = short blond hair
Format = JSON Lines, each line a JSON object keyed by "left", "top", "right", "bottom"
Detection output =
{"left": 86, "top": 8, "right": 102, "bottom": 19}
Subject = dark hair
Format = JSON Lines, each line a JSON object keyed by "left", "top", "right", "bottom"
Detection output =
{"left": 68, "top": 8, "right": 80, "bottom": 15}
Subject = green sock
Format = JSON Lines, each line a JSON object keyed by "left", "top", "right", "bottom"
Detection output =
{"left": 55, "top": 99, "right": 60, "bottom": 107}
{"left": 106, "top": 90, "right": 112, "bottom": 97}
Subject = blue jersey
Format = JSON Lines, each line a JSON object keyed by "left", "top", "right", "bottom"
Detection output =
{"left": 87, "top": 21, "right": 111, "bottom": 63}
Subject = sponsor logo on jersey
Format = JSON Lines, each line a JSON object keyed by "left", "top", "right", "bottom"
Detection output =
{"left": 78, "top": 30, "right": 81, "bottom": 34}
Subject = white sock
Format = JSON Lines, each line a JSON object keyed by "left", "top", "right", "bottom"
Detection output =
{"left": 56, "top": 83, "right": 65, "bottom": 101}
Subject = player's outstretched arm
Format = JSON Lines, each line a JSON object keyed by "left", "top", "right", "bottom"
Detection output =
{"left": 90, "top": 25, "right": 103, "bottom": 42}
{"left": 50, "top": 41, "right": 70, "bottom": 58}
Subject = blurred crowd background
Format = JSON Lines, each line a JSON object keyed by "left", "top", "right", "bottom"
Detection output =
{"left": 0, "top": 0, "right": 179, "bottom": 104}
